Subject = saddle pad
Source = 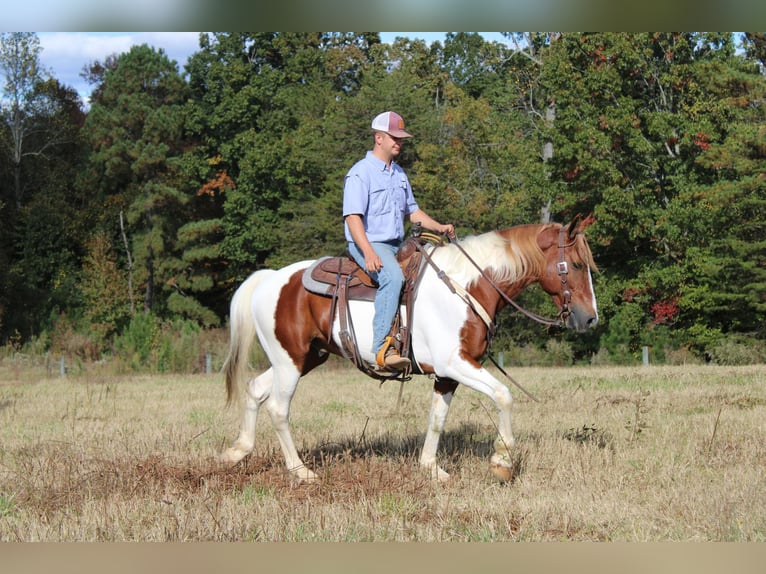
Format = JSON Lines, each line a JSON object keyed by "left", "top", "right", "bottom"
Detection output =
{"left": 302, "top": 257, "right": 335, "bottom": 296}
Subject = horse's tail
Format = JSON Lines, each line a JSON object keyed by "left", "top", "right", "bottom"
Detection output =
{"left": 223, "top": 269, "right": 275, "bottom": 407}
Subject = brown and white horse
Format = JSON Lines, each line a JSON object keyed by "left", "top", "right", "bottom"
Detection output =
{"left": 220, "top": 216, "right": 598, "bottom": 483}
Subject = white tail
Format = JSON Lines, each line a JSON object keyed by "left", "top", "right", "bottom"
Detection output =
{"left": 223, "top": 269, "right": 275, "bottom": 406}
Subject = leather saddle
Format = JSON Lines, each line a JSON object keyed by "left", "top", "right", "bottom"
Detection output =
{"left": 300, "top": 236, "right": 429, "bottom": 379}
{"left": 301, "top": 256, "right": 378, "bottom": 301}
{"left": 301, "top": 236, "right": 423, "bottom": 302}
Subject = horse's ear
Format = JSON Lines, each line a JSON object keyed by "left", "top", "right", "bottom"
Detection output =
{"left": 567, "top": 213, "right": 583, "bottom": 241}
{"left": 580, "top": 213, "right": 596, "bottom": 231}
{"left": 568, "top": 213, "right": 596, "bottom": 239}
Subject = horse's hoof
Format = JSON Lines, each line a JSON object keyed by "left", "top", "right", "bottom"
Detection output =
{"left": 432, "top": 466, "right": 451, "bottom": 483}
{"left": 490, "top": 463, "right": 514, "bottom": 482}
{"left": 489, "top": 454, "right": 514, "bottom": 482}
{"left": 219, "top": 447, "right": 249, "bottom": 466}
{"left": 292, "top": 466, "right": 319, "bottom": 485}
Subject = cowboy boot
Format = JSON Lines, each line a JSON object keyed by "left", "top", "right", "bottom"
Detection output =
{"left": 376, "top": 336, "right": 411, "bottom": 371}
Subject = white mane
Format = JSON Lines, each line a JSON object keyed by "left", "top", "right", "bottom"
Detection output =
{"left": 430, "top": 229, "right": 542, "bottom": 288}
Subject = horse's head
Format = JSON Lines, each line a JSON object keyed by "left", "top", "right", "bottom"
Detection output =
{"left": 536, "top": 214, "right": 599, "bottom": 332}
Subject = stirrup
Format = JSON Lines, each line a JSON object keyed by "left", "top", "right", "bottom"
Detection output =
{"left": 376, "top": 336, "right": 411, "bottom": 371}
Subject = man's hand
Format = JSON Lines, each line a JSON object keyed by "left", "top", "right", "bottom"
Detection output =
{"left": 363, "top": 250, "right": 383, "bottom": 273}
{"left": 438, "top": 223, "right": 456, "bottom": 239}
{"left": 409, "top": 210, "right": 455, "bottom": 240}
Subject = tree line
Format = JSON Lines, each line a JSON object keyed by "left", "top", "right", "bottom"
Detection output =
{"left": 1, "top": 32, "right": 764, "bottom": 365}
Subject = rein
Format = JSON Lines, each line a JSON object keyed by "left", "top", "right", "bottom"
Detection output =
{"left": 415, "top": 226, "right": 581, "bottom": 404}
{"left": 439, "top": 226, "right": 576, "bottom": 329}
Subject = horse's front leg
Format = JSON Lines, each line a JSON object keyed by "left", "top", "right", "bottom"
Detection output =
{"left": 265, "top": 366, "right": 318, "bottom": 484}
{"left": 488, "top": 383, "right": 516, "bottom": 482}
{"left": 420, "top": 378, "right": 459, "bottom": 483}
{"left": 440, "top": 360, "right": 517, "bottom": 482}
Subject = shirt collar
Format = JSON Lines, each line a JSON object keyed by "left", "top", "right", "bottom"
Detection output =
{"left": 366, "top": 150, "right": 395, "bottom": 172}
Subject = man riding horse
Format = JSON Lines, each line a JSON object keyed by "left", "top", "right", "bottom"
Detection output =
{"left": 343, "top": 111, "right": 455, "bottom": 371}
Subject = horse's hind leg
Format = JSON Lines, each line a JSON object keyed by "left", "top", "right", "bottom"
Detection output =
{"left": 220, "top": 368, "right": 274, "bottom": 464}
{"left": 420, "top": 378, "right": 459, "bottom": 483}
{"left": 264, "top": 365, "right": 318, "bottom": 484}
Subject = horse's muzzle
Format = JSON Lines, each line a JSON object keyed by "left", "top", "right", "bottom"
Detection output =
{"left": 567, "top": 307, "right": 599, "bottom": 332}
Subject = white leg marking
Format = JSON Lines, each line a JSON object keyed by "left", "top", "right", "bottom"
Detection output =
{"left": 420, "top": 389, "right": 453, "bottom": 483}
{"left": 264, "top": 365, "right": 318, "bottom": 483}
{"left": 438, "top": 357, "right": 516, "bottom": 481}
{"left": 220, "top": 369, "right": 274, "bottom": 464}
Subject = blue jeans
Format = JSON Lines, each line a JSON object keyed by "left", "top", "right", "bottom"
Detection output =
{"left": 348, "top": 241, "right": 404, "bottom": 355}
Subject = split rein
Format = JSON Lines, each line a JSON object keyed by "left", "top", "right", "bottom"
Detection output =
{"left": 416, "top": 227, "right": 573, "bottom": 330}
{"left": 415, "top": 227, "right": 578, "bottom": 403}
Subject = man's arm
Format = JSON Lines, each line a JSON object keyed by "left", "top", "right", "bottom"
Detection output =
{"left": 345, "top": 214, "right": 384, "bottom": 272}
{"left": 408, "top": 209, "right": 455, "bottom": 238}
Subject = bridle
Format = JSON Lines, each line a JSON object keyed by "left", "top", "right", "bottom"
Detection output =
{"left": 555, "top": 226, "right": 575, "bottom": 325}
{"left": 442, "top": 225, "right": 578, "bottom": 329}
{"left": 414, "top": 224, "right": 583, "bottom": 402}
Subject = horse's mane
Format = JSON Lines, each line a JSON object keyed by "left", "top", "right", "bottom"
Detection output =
{"left": 430, "top": 223, "right": 598, "bottom": 287}
{"left": 431, "top": 224, "right": 550, "bottom": 287}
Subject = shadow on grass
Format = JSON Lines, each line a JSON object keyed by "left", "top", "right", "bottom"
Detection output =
{"left": 304, "top": 421, "right": 496, "bottom": 466}
{"left": 302, "top": 421, "right": 528, "bottom": 487}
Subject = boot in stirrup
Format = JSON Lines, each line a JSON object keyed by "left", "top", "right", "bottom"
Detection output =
{"left": 376, "top": 336, "right": 411, "bottom": 371}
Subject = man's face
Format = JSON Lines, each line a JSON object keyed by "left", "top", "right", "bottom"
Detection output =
{"left": 377, "top": 131, "right": 404, "bottom": 157}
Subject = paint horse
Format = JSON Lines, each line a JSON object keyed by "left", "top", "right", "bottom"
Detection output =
{"left": 220, "top": 215, "right": 598, "bottom": 483}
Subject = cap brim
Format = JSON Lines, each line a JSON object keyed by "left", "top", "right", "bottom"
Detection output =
{"left": 386, "top": 129, "right": 413, "bottom": 138}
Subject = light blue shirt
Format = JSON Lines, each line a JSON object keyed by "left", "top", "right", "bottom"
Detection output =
{"left": 343, "top": 151, "right": 419, "bottom": 243}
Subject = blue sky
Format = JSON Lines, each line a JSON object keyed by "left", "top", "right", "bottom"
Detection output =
{"left": 36, "top": 32, "right": 199, "bottom": 101}
{"left": 34, "top": 32, "right": 512, "bottom": 103}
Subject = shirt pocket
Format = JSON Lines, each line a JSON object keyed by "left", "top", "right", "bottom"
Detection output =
{"left": 397, "top": 179, "right": 409, "bottom": 200}
{"left": 369, "top": 187, "right": 392, "bottom": 216}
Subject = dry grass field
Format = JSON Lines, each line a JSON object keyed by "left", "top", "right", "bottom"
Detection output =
{"left": 0, "top": 360, "right": 764, "bottom": 541}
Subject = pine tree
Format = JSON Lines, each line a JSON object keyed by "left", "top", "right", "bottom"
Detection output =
{"left": 82, "top": 44, "right": 189, "bottom": 316}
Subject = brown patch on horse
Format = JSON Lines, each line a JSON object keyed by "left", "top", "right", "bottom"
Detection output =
{"left": 557, "top": 215, "right": 598, "bottom": 272}
{"left": 456, "top": 225, "right": 546, "bottom": 366}
{"left": 457, "top": 316, "right": 491, "bottom": 367}
{"left": 433, "top": 378, "right": 459, "bottom": 395}
{"left": 573, "top": 233, "right": 598, "bottom": 272}
{"left": 458, "top": 276, "right": 529, "bottom": 367}
{"left": 274, "top": 270, "right": 335, "bottom": 375}
{"left": 416, "top": 360, "right": 435, "bottom": 375}
{"left": 536, "top": 222, "right": 598, "bottom": 310}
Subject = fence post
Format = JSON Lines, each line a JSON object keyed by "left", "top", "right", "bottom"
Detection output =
{"left": 205, "top": 352, "right": 212, "bottom": 374}
{"left": 642, "top": 346, "right": 650, "bottom": 366}
{"left": 60, "top": 357, "right": 66, "bottom": 377}
{"left": 497, "top": 352, "right": 504, "bottom": 369}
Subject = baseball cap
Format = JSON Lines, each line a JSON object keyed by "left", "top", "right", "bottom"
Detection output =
{"left": 371, "top": 111, "right": 412, "bottom": 138}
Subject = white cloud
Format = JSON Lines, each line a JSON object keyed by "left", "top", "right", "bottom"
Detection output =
{"left": 40, "top": 33, "right": 133, "bottom": 66}
{"left": 36, "top": 32, "right": 200, "bottom": 102}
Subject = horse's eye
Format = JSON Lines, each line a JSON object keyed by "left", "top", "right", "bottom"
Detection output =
{"left": 572, "top": 261, "right": 584, "bottom": 271}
